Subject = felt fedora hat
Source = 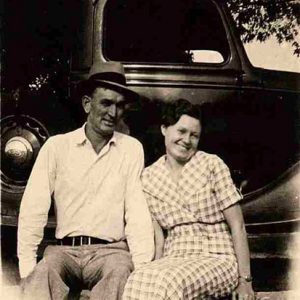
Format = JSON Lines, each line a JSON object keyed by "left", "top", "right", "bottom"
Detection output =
{"left": 83, "top": 61, "right": 139, "bottom": 102}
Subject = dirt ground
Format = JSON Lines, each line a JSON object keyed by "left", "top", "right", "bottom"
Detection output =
{"left": 1, "top": 285, "right": 300, "bottom": 300}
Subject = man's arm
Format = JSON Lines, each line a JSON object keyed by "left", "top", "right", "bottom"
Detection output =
{"left": 17, "top": 138, "right": 56, "bottom": 278}
{"left": 124, "top": 141, "right": 154, "bottom": 268}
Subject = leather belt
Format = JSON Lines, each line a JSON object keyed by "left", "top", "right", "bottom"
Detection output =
{"left": 57, "top": 236, "right": 109, "bottom": 246}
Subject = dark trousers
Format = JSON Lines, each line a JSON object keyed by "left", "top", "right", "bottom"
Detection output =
{"left": 21, "top": 241, "right": 133, "bottom": 300}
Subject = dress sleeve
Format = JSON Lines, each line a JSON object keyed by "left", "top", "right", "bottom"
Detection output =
{"left": 141, "top": 169, "right": 159, "bottom": 222}
{"left": 213, "top": 156, "right": 242, "bottom": 211}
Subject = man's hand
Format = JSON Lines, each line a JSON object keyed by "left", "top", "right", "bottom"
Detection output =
{"left": 232, "top": 281, "right": 255, "bottom": 300}
{"left": 20, "top": 277, "right": 27, "bottom": 294}
{"left": 19, "top": 269, "right": 34, "bottom": 296}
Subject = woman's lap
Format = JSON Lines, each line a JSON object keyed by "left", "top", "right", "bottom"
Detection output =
{"left": 123, "top": 255, "right": 238, "bottom": 300}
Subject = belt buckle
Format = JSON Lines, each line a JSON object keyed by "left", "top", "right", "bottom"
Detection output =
{"left": 88, "top": 237, "right": 91, "bottom": 245}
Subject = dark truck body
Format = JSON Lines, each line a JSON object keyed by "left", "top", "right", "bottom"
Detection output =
{"left": 1, "top": 0, "right": 300, "bottom": 270}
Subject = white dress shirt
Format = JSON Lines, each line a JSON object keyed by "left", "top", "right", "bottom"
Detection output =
{"left": 17, "top": 125, "right": 154, "bottom": 278}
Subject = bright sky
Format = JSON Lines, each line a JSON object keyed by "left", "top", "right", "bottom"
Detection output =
{"left": 244, "top": 37, "right": 300, "bottom": 73}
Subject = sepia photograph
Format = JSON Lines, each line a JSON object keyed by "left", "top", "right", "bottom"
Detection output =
{"left": 1, "top": 0, "right": 300, "bottom": 299}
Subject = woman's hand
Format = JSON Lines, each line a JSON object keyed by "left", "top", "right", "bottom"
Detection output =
{"left": 232, "top": 281, "right": 255, "bottom": 300}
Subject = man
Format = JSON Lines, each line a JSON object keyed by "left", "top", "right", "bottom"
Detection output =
{"left": 17, "top": 61, "right": 154, "bottom": 300}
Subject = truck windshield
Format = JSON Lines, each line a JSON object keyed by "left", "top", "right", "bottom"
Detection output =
{"left": 103, "top": 0, "right": 230, "bottom": 65}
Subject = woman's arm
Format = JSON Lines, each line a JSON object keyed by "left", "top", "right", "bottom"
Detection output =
{"left": 153, "top": 218, "right": 165, "bottom": 260}
{"left": 223, "top": 203, "right": 255, "bottom": 299}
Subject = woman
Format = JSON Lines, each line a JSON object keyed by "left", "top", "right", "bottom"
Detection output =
{"left": 123, "top": 99, "right": 255, "bottom": 300}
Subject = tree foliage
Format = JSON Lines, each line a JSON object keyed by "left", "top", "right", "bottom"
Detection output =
{"left": 227, "top": 0, "right": 300, "bottom": 56}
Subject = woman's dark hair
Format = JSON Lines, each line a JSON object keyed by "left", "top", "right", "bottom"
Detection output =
{"left": 161, "top": 98, "right": 202, "bottom": 127}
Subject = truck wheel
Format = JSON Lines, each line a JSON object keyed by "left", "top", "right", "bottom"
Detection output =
{"left": 1, "top": 115, "right": 49, "bottom": 226}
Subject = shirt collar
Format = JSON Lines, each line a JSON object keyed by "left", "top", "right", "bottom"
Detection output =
{"left": 74, "top": 123, "right": 117, "bottom": 146}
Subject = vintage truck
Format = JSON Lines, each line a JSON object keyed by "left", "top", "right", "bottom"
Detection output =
{"left": 1, "top": 0, "right": 300, "bottom": 289}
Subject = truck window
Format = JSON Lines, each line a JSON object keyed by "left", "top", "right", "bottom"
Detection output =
{"left": 228, "top": 2, "right": 300, "bottom": 73}
{"left": 103, "top": 0, "right": 230, "bottom": 64}
{"left": 244, "top": 38, "right": 300, "bottom": 73}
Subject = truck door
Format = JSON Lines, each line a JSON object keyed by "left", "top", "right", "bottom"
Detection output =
{"left": 88, "top": 0, "right": 243, "bottom": 166}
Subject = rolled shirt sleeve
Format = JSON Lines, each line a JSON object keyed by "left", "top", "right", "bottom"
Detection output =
{"left": 124, "top": 142, "right": 155, "bottom": 267}
{"left": 17, "top": 138, "right": 56, "bottom": 278}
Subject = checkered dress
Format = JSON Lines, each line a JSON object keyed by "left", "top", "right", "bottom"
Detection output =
{"left": 123, "top": 151, "right": 241, "bottom": 300}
